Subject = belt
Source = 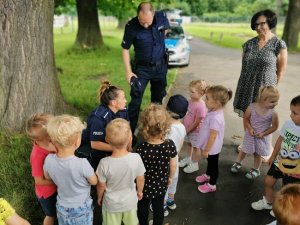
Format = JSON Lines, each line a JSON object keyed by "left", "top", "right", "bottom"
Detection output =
{"left": 135, "top": 59, "right": 164, "bottom": 67}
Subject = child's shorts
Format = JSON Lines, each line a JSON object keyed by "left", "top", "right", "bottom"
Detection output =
{"left": 283, "top": 175, "right": 300, "bottom": 185}
{"left": 267, "top": 163, "right": 283, "bottom": 179}
{"left": 56, "top": 197, "right": 93, "bottom": 225}
{"left": 184, "top": 133, "right": 200, "bottom": 148}
{"left": 102, "top": 207, "right": 138, "bottom": 225}
{"left": 38, "top": 192, "right": 57, "bottom": 217}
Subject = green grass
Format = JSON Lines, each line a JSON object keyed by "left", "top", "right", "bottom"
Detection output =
{"left": 0, "top": 26, "right": 177, "bottom": 224}
{"left": 55, "top": 27, "right": 177, "bottom": 117}
{"left": 0, "top": 133, "right": 44, "bottom": 223}
{"left": 184, "top": 22, "right": 300, "bottom": 51}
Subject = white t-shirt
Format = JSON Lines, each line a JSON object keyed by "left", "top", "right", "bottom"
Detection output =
{"left": 44, "top": 155, "right": 94, "bottom": 208}
{"left": 167, "top": 122, "right": 186, "bottom": 154}
{"left": 96, "top": 152, "right": 145, "bottom": 213}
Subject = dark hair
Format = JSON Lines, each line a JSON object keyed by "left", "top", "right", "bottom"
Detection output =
{"left": 251, "top": 9, "right": 277, "bottom": 30}
{"left": 291, "top": 95, "right": 300, "bottom": 106}
{"left": 97, "top": 80, "right": 123, "bottom": 107}
{"left": 137, "top": 2, "right": 154, "bottom": 15}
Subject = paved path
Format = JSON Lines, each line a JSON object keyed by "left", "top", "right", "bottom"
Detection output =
{"left": 161, "top": 37, "right": 300, "bottom": 225}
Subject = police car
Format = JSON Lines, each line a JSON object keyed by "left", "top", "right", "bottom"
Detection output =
{"left": 165, "top": 23, "right": 191, "bottom": 66}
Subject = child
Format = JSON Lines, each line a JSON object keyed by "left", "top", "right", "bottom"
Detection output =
{"left": 179, "top": 80, "right": 207, "bottom": 173}
{"left": 270, "top": 183, "right": 300, "bottom": 225}
{"left": 27, "top": 114, "right": 57, "bottom": 225}
{"left": 43, "top": 115, "right": 98, "bottom": 225}
{"left": 251, "top": 95, "right": 300, "bottom": 212}
{"left": 196, "top": 85, "right": 232, "bottom": 193}
{"left": 164, "top": 95, "right": 188, "bottom": 212}
{"left": 231, "top": 86, "right": 279, "bottom": 179}
{"left": 0, "top": 198, "right": 30, "bottom": 225}
{"left": 78, "top": 80, "right": 129, "bottom": 170}
{"left": 96, "top": 118, "right": 145, "bottom": 225}
{"left": 136, "top": 104, "right": 177, "bottom": 225}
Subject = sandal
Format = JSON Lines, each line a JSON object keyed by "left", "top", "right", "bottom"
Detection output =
{"left": 230, "top": 162, "right": 242, "bottom": 173}
{"left": 245, "top": 168, "right": 260, "bottom": 179}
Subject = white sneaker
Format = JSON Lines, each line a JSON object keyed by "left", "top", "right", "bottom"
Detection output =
{"left": 183, "top": 162, "right": 199, "bottom": 173}
{"left": 251, "top": 196, "right": 272, "bottom": 210}
{"left": 179, "top": 157, "right": 191, "bottom": 168}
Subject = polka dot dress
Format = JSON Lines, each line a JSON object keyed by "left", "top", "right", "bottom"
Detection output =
{"left": 233, "top": 36, "right": 287, "bottom": 117}
{"left": 136, "top": 139, "right": 177, "bottom": 198}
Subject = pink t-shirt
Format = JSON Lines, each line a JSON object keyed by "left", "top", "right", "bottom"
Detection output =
{"left": 197, "top": 109, "right": 225, "bottom": 155}
{"left": 30, "top": 143, "right": 57, "bottom": 198}
{"left": 183, "top": 99, "right": 206, "bottom": 133}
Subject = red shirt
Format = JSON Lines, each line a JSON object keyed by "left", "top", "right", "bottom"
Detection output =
{"left": 30, "top": 143, "right": 57, "bottom": 198}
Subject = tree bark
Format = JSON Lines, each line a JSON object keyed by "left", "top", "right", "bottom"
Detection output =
{"left": 75, "top": 0, "right": 104, "bottom": 48}
{"left": 282, "top": 0, "right": 300, "bottom": 48}
{"left": 0, "top": 0, "right": 66, "bottom": 132}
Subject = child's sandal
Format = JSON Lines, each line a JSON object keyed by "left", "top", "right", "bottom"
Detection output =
{"left": 230, "top": 162, "right": 242, "bottom": 173}
{"left": 245, "top": 168, "right": 260, "bottom": 179}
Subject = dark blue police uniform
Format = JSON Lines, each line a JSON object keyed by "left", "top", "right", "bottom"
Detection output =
{"left": 121, "top": 11, "right": 170, "bottom": 132}
{"left": 77, "top": 104, "right": 129, "bottom": 170}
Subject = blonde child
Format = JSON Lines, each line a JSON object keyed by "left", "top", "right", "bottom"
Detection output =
{"left": 136, "top": 104, "right": 177, "bottom": 225}
{"left": 196, "top": 85, "right": 232, "bottom": 193}
{"left": 96, "top": 119, "right": 145, "bottom": 225}
{"left": 27, "top": 114, "right": 57, "bottom": 225}
{"left": 270, "top": 183, "right": 300, "bottom": 225}
{"left": 43, "top": 115, "right": 98, "bottom": 225}
{"left": 0, "top": 198, "right": 30, "bottom": 225}
{"left": 251, "top": 95, "right": 300, "bottom": 213}
{"left": 231, "top": 86, "right": 279, "bottom": 179}
{"left": 179, "top": 80, "right": 207, "bottom": 173}
{"left": 164, "top": 95, "right": 188, "bottom": 213}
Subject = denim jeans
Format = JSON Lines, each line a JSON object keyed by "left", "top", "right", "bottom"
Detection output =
{"left": 56, "top": 198, "right": 93, "bottom": 225}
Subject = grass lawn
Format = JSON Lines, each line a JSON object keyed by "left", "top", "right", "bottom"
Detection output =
{"left": 0, "top": 26, "right": 177, "bottom": 224}
{"left": 55, "top": 27, "right": 177, "bottom": 117}
{"left": 184, "top": 22, "right": 300, "bottom": 52}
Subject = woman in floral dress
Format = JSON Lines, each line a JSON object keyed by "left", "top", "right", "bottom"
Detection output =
{"left": 233, "top": 9, "right": 287, "bottom": 117}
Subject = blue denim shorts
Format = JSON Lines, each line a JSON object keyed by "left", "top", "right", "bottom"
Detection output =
{"left": 56, "top": 198, "right": 93, "bottom": 225}
{"left": 38, "top": 192, "right": 57, "bottom": 217}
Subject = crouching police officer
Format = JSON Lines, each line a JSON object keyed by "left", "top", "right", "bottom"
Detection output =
{"left": 121, "top": 2, "right": 170, "bottom": 133}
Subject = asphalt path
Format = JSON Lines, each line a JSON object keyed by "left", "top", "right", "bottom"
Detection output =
{"left": 160, "top": 37, "right": 300, "bottom": 225}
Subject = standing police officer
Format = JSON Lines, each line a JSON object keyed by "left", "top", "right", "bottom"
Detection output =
{"left": 121, "top": 2, "right": 170, "bottom": 132}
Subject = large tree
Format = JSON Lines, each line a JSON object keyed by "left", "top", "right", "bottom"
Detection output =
{"left": 75, "top": 0, "right": 104, "bottom": 48}
{"left": 282, "top": 0, "right": 300, "bottom": 48}
{"left": 0, "top": 0, "right": 65, "bottom": 131}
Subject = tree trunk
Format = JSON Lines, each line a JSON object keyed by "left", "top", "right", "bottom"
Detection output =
{"left": 0, "top": 0, "right": 66, "bottom": 132}
{"left": 117, "top": 18, "right": 128, "bottom": 29}
{"left": 75, "top": 0, "right": 104, "bottom": 48}
{"left": 282, "top": 0, "right": 300, "bottom": 48}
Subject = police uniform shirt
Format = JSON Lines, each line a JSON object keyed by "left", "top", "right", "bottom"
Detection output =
{"left": 81, "top": 105, "right": 129, "bottom": 144}
{"left": 121, "top": 11, "right": 170, "bottom": 63}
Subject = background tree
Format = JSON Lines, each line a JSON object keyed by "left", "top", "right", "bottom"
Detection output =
{"left": 99, "top": 0, "right": 137, "bottom": 29}
{"left": 0, "top": 0, "right": 65, "bottom": 132}
{"left": 282, "top": 0, "right": 300, "bottom": 48}
{"left": 75, "top": 0, "right": 104, "bottom": 48}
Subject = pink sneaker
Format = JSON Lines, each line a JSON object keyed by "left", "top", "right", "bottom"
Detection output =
{"left": 198, "top": 183, "right": 216, "bottom": 193}
{"left": 195, "top": 174, "right": 210, "bottom": 183}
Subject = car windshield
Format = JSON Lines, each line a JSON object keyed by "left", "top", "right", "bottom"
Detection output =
{"left": 166, "top": 26, "right": 184, "bottom": 39}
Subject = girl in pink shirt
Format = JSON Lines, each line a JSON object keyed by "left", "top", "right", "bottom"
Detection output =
{"left": 179, "top": 80, "right": 207, "bottom": 174}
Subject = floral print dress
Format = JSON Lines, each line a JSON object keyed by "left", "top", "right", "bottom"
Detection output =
{"left": 233, "top": 36, "right": 286, "bottom": 117}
